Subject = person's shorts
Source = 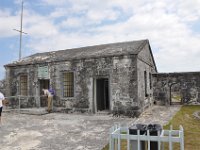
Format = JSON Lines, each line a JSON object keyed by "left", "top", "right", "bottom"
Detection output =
{"left": 0, "top": 107, "right": 2, "bottom": 116}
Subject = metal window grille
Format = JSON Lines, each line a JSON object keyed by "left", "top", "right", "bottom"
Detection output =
{"left": 63, "top": 72, "right": 74, "bottom": 97}
{"left": 20, "top": 75, "right": 28, "bottom": 96}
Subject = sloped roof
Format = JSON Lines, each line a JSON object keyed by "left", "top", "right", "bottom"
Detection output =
{"left": 5, "top": 39, "right": 149, "bottom": 67}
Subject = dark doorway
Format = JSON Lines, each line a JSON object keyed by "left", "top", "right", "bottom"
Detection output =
{"left": 96, "top": 78, "right": 109, "bottom": 111}
{"left": 39, "top": 79, "right": 50, "bottom": 107}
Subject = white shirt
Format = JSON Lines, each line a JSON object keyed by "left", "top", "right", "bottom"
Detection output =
{"left": 43, "top": 89, "right": 53, "bottom": 97}
{"left": 0, "top": 92, "right": 5, "bottom": 107}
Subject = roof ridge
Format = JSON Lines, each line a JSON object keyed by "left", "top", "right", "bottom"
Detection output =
{"left": 5, "top": 39, "right": 149, "bottom": 67}
{"left": 135, "top": 40, "right": 148, "bottom": 54}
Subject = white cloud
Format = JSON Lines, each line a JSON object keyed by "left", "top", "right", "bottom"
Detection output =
{"left": 26, "top": 21, "right": 58, "bottom": 38}
{"left": 60, "top": 18, "right": 83, "bottom": 28}
{"left": 40, "top": 0, "right": 68, "bottom": 6}
{"left": 177, "top": 0, "right": 200, "bottom": 22}
{"left": 86, "top": 9, "right": 120, "bottom": 24}
{"left": 49, "top": 8, "right": 68, "bottom": 18}
{"left": 2, "top": 0, "right": 200, "bottom": 73}
{"left": 0, "top": 9, "right": 20, "bottom": 38}
{"left": 18, "top": 9, "right": 58, "bottom": 39}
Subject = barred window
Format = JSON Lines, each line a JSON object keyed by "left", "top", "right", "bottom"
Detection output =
{"left": 63, "top": 72, "right": 74, "bottom": 97}
{"left": 20, "top": 75, "right": 28, "bottom": 96}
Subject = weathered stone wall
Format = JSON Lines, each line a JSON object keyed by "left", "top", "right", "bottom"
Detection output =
{"left": 111, "top": 55, "right": 138, "bottom": 115}
{"left": 137, "top": 60, "right": 154, "bottom": 107}
{"left": 153, "top": 72, "right": 200, "bottom": 105}
{"left": 4, "top": 65, "right": 37, "bottom": 107}
{"left": 6, "top": 65, "right": 37, "bottom": 96}
{"left": 5, "top": 55, "right": 139, "bottom": 113}
{"left": 137, "top": 43, "right": 157, "bottom": 108}
{"left": 54, "top": 55, "right": 138, "bottom": 112}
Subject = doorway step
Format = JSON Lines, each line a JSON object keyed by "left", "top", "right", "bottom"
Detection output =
{"left": 19, "top": 108, "right": 48, "bottom": 115}
{"left": 96, "top": 110, "right": 110, "bottom": 115}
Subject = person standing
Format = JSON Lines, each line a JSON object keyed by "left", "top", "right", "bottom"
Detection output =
{"left": 0, "top": 92, "right": 5, "bottom": 125}
{"left": 42, "top": 88, "right": 54, "bottom": 113}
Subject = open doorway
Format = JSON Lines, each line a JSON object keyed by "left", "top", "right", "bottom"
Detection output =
{"left": 171, "top": 91, "right": 182, "bottom": 104}
{"left": 39, "top": 79, "right": 50, "bottom": 107}
{"left": 170, "top": 83, "right": 182, "bottom": 105}
{"left": 96, "top": 78, "right": 110, "bottom": 111}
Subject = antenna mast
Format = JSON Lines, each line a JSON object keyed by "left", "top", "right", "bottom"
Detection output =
{"left": 13, "top": 1, "right": 27, "bottom": 60}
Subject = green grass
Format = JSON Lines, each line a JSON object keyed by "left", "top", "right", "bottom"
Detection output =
{"left": 102, "top": 105, "right": 200, "bottom": 150}
{"left": 172, "top": 95, "right": 182, "bottom": 102}
{"left": 164, "top": 105, "right": 200, "bottom": 150}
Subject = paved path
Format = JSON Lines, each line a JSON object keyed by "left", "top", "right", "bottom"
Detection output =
{"left": 0, "top": 105, "right": 181, "bottom": 150}
{"left": 134, "top": 105, "right": 181, "bottom": 126}
{"left": 0, "top": 112, "right": 132, "bottom": 150}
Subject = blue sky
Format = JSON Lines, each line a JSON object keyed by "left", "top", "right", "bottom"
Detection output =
{"left": 1, "top": 0, "right": 200, "bottom": 80}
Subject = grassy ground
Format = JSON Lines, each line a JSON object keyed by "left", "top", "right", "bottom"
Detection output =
{"left": 164, "top": 105, "right": 200, "bottom": 150}
{"left": 102, "top": 105, "right": 200, "bottom": 150}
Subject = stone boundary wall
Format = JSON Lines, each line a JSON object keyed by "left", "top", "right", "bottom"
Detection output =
{"left": 152, "top": 72, "right": 200, "bottom": 105}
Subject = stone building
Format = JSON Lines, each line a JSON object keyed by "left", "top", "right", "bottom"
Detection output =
{"left": 4, "top": 39, "right": 157, "bottom": 115}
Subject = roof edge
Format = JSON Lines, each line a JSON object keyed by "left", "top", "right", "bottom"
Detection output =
{"left": 4, "top": 39, "right": 149, "bottom": 67}
{"left": 147, "top": 40, "right": 158, "bottom": 72}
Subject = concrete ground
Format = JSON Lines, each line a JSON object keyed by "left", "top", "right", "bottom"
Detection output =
{"left": 0, "top": 105, "right": 181, "bottom": 150}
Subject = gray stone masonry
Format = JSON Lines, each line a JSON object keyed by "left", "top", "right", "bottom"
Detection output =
{"left": 153, "top": 72, "right": 200, "bottom": 105}
{"left": 4, "top": 39, "right": 157, "bottom": 116}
